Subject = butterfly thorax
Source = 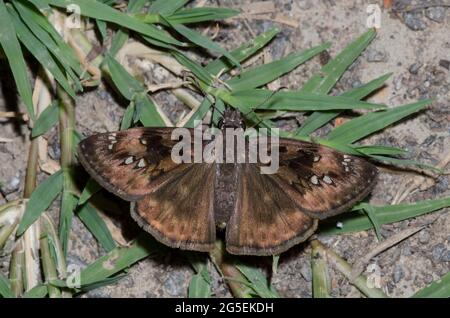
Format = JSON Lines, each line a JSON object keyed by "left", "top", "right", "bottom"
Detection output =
{"left": 214, "top": 108, "right": 245, "bottom": 229}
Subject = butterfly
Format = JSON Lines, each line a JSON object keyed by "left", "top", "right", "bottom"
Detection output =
{"left": 77, "top": 107, "right": 377, "bottom": 256}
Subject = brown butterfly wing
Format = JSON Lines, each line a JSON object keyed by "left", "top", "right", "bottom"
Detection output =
{"left": 131, "top": 164, "right": 216, "bottom": 252}
{"left": 77, "top": 127, "right": 195, "bottom": 201}
{"left": 270, "top": 138, "right": 378, "bottom": 219}
{"left": 226, "top": 164, "right": 318, "bottom": 256}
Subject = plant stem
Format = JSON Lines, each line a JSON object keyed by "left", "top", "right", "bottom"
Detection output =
{"left": 311, "top": 240, "right": 331, "bottom": 298}
{"left": 313, "top": 240, "right": 388, "bottom": 298}
{"left": 209, "top": 240, "right": 254, "bottom": 298}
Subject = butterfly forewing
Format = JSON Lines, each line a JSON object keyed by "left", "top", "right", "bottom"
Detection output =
{"left": 270, "top": 138, "right": 378, "bottom": 219}
{"left": 77, "top": 128, "right": 196, "bottom": 201}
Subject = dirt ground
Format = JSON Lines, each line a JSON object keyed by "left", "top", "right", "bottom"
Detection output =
{"left": 0, "top": 0, "right": 449, "bottom": 298}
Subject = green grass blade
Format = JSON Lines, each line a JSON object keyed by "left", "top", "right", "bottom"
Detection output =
{"left": 326, "top": 99, "right": 432, "bottom": 144}
{"left": 183, "top": 98, "right": 212, "bottom": 128}
{"left": 31, "top": 102, "right": 59, "bottom": 138}
{"left": 412, "top": 271, "right": 450, "bottom": 298}
{"left": 7, "top": 5, "right": 76, "bottom": 99}
{"left": 355, "top": 145, "right": 408, "bottom": 156}
{"left": 59, "top": 190, "right": 78, "bottom": 257}
{"left": 0, "top": 0, "right": 35, "bottom": 120}
{"left": 104, "top": 54, "right": 144, "bottom": 100}
{"left": 230, "top": 89, "right": 385, "bottom": 111}
{"left": 22, "top": 285, "right": 48, "bottom": 298}
{"left": 169, "top": 23, "right": 241, "bottom": 68}
{"left": 319, "top": 196, "right": 450, "bottom": 235}
{"left": 227, "top": 42, "right": 330, "bottom": 91}
{"left": 79, "top": 234, "right": 159, "bottom": 286}
{"left": 0, "top": 273, "right": 14, "bottom": 298}
{"left": 188, "top": 274, "right": 211, "bottom": 298}
{"left": 295, "top": 73, "right": 392, "bottom": 136}
{"left": 205, "top": 27, "right": 279, "bottom": 76}
{"left": 13, "top": 0, "right": 83, "bottom": 77}
{"left": 150, "top": 0, "right": 189, "bottom": 15}
{"left": 77, "top": 203, "right": 116, "bottom": 252}
{"left": 78, "top": 178, "right": 102, "bottom": 205}
{"left": 46, "top": 0, "right": 183, "bottom": 47}
{"left": 171, "top": 50, "right": 214, "bottom": 85}
{"left": 166, "top": 7, "right": 239, "bottom": 24}
{"left": 369, "top": 154, "right": 441, "bottom": 173}
{"left": 300, "top": 29, "right": 376, "bottom": 94}
{"left": 134, "top": 92, "right": 166, "bottom": 127}
{"left": 121, "top": 102, "right": 135, "bottom": 130}
{"left": 236, "top": 264, "right": 279, "bottom": 298}
{"left": 17, "top": 170, "right": 64, "bottom": 235}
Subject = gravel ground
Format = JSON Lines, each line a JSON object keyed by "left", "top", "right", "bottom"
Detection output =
{"left": 0, "top": 0, "right": 449, "bottom": 298}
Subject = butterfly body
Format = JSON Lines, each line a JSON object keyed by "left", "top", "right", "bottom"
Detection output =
{"left": 78, "top": 108, "right": 377, "bottom": 256}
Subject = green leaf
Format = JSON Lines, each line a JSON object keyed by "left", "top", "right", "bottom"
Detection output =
{"left": 7, "top": 4, "right": 76, "bottom": 99}
{"left": 32, "top": 102, "right": 59, "bottom": 138}
{"left": 79, "top": 234, "right": 159, "bottom": 286}
{"left": 17, "top": 170, "right": 64, "bottom": 235}
{"left": 22, "top": 285, "right": 48, "bottom": 298}
{"left": 0, "top": 273, "right": 14, "bottom": 298}
{"left": 134, "top": 92, "right": 166, "bottom": 127}
{"left": 121, "top": 101, "right": 136, "bottom": 130}
{"left": 369, "top": 154, "right": 441, "bottom": 173}
{"left": 78, "top": 178, "right": 102, "bottom": 205}
{"left": 229, "top": 89, "right": 385, "bottom": 111}
{"left": 171, "top": 50, "right": 214, "bottom": 85}
{"left": 166, "top": 7, "right": 239, "bottom": 24}
{"left": 355, "top": 145, "right": 408, "bottom": 156}
{"left": 150, "top": 0, "right": 189, "bottom": 15}
{"left": 236, "top": 264, "right": 279, "bottom": 298}
{"left": 183, "top": 98, "right": 212, "bottom": 128}
{"left": 295, "top": 73, "right": 392, "bottom": 136}
{"left": 46, "top": 0, "right": 183, "bottom": 47}
{"left": 226, "top": 42, "right": 330, "bottom": 91}
{"left": 326, "top": 99, "right": 432, "bottom": 144}
{"left": 104, "top": 54, "right": 144, "bottom": 100}
{"left": 188, "top": 274, "right": 211, "bottom": 298}
{"left": 0, "top": 0, "right": 35, "bottom": 120}
{"left": 205, "top": 27, "right": 279, "bottom": 76}
{"left": 413, "top": 271, "right": 450, "bottom": 298}
{"left": 362, "top": 204, "right": 382, "bottom": 240}
{"left": 77, "top": 203, "right": 116, "bottom": 252}
{"left": 169, "top": 23, "right": 241, "bottom": 68}
{"left": 59, "top": 190, "right": 78, "bottom": 257}
{"left": 320, "top": 197, "right": 450, "bottom": 235}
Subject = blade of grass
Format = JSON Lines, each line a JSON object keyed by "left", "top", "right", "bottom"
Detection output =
{"left": 22, "top": 285, "right": 48, "bottom": 298}
{"left": 134, "top": 92, "right": 166, "bottom": 127}
{"left": 31, "top": 101, "right": 58, "bottom": 138}
{"left": 230, "top": 89, "right": 385, "bottom": 111}
{"left": 235, "top": 264, "right": 279, "bottom": 298}
{"left": 16, "top": 170, "right": 63, "bottom": 235}
{"left": 320, "top": 196, "right": 450, "bottom": 235}
{"left": 311, "top": 240, "right": 331, "bottom": 298}
{"left": 326, "top": 99, "right": 432, "bottom": 144}
{"left": 78, "top": 178, "right": 102, "bottom": 205}
{"left": 168, "top": 22, "right": 241, "bottom": 68}
{"left": 166, "top": 7, "right": 239, "bottom": 24}
{"left": 77, "top": 203, "right": 116, "bottom": 252}
{"left": 171, "top": 50, "right": 214, "bottom": 86}
{"left": 0, "top": 0, "right": 35, "bottom": 120}
{"left": 205, "top": 27, "right": 279, "bottom": 76}
{"left": 183, "top": 98, "right": 212, "bottom": 128}
{"left": 0, "top": 273, "right": 14, "bottom": 298}
{"left": 79, "top": 234, "right": 159, "bottom": 286}
{"left": 412, "top": 271, "right": 450, "bottom": 298}
{"left": 149, "top": 0, "right": 189, "bottom": 15}
{"left": 226, "top": 43, "right": 330, "bottom": 91}
{"left": 295, "top": 73, "right": 392, "bottom": 136}
{"left": 46, "top": 0, "right": 184, "bottom": 47}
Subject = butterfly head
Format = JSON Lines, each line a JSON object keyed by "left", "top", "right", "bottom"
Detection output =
{"left": 218, "top": 107, "right": 245, "bottom": 129}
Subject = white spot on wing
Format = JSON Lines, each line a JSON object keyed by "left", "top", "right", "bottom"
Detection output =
{"left": 137, "top": 158, "right": 146, "bottom": 168}
{"left": 310, "top": 175, "right": 319, "bottom": 185}
{"left": 323, "top": 175, "right": 333, "bottom": 184}
{"left": 124, "top": 156, "right": 134, "bottom": 165}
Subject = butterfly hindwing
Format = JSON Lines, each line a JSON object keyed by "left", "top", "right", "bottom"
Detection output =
{"left": 77, "top": 127, "right": 196, "bottom": 201}
{"left": 270, "top": 138, "right": 378, "bottom": 219}
{"left": 131, "top": 164, "right": 216, "bottom": 252}
{"left": 226, "top": 164, "right": 318, "bottom": 256}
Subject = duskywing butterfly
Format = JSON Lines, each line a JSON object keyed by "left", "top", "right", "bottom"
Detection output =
{"left": 78, "top": 108, "right": 377, "bottom": 256}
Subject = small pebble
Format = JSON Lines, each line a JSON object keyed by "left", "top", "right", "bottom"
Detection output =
{"left": 425, "top": 7, "right": 446, "bottom": 23}
{"left": 408, "top": 62, "right": 423, "bottom": 75}
{"left": 404, "top": 12, "right": 427, "bottom": 31}
{"left": 432, "top": 243, "right": 446, "bottom": 262}
{"left": 418, "top": 230, "right": 430, "bottom": 244}
{"left": 439, "top": 59, "right": 450, "bottom": 70}
{"left": 1, "top": 174, "right": 20, "bottom": 195}
{"left": 393, "top": 265, "right": 404, "bottom": 283}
